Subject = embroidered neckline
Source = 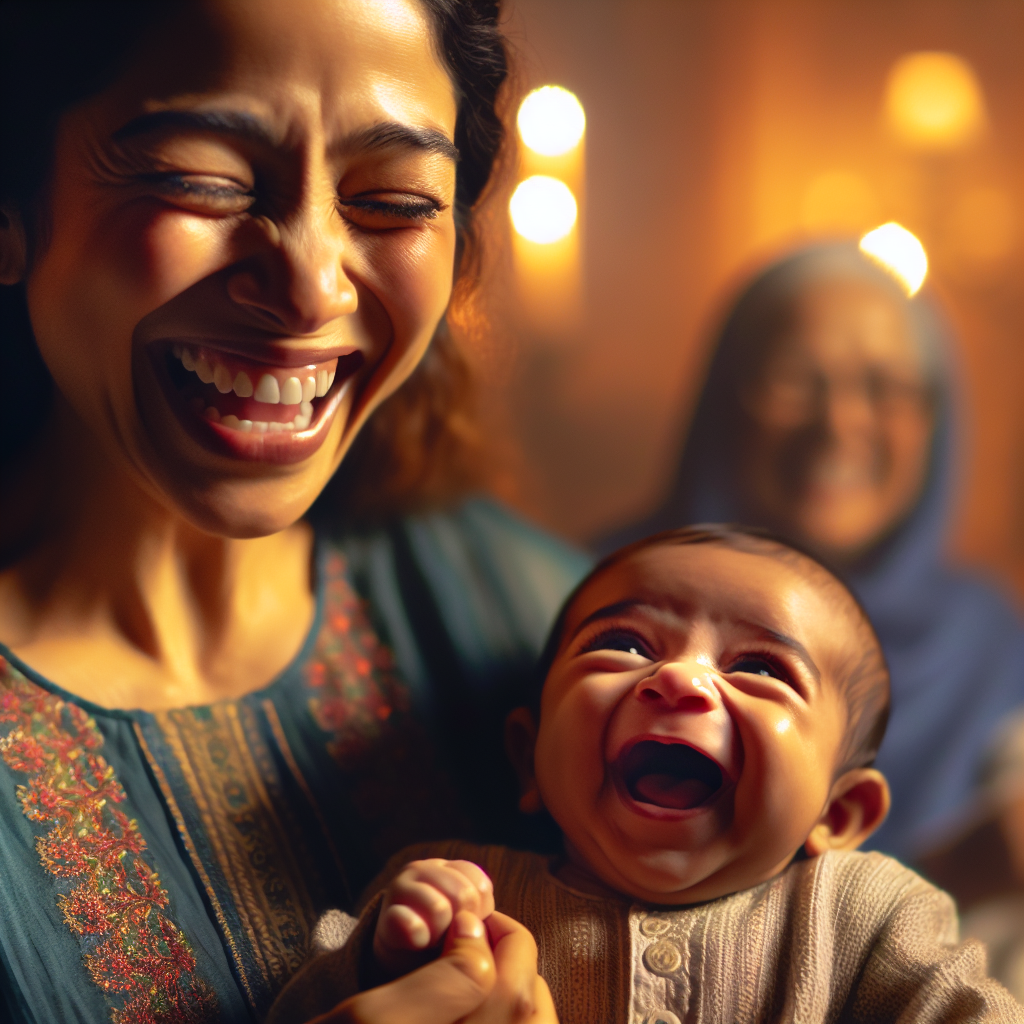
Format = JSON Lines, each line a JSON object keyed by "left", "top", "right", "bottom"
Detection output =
{"left": 0, "top": 658, "right": 218, "bottom": 1024}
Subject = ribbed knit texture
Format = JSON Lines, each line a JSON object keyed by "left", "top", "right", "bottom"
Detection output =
{"left": 269, "top": 841, "right": 1024, "bottom": 1024}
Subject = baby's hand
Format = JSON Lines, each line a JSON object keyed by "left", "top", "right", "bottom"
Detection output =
{"left": 373, "top": 859, "right": 496, "bottom": 978}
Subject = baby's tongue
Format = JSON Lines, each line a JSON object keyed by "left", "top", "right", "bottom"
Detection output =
{"left": 634, "top": 773, "right": 713, "bottom": 810}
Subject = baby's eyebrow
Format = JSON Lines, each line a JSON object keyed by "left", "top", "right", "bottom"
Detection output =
{"left": 569, "top": 599, "right": 662, "bottom": 641}
{"left": 740, "top": 621, "right": 821, "bottom": 685}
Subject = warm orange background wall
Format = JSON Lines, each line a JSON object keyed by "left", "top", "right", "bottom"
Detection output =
{"left": 470, "top": 0, "right": 1024, "bottom": 597}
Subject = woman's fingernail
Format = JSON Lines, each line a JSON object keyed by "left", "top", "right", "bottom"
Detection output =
{"left": 452, "top": 911, "right": 484, "bottom": 939}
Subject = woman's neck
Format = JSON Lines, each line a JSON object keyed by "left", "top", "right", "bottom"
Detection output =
{"left": 0, "top": 399, "right": 316, "bottom": 711}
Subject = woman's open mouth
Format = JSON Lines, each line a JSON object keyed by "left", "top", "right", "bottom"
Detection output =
{"left": 616, "top": 739, "right": 724, "bottom": 811}
{"left": 155, "top": 342, "right": 364, "bottom": 463}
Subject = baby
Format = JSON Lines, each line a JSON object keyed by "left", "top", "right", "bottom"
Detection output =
{"left": 271, "top": 527, "right": 1020, "bottom": 1023}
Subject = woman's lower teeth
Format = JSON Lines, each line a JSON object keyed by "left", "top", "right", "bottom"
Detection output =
{"left": 192, "top": 397, "right": 314, "bottom": 432}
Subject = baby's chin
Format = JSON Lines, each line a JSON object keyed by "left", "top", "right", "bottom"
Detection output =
{"left": 563, "top": 836, "right": 800, "bottom": 906}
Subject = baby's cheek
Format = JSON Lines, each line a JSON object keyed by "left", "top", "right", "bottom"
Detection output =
{"left": 733, "top": 710, "right": 832, "bottom": 840}
{"left": 535, "top": 691, "right": 608, "bottom": 810}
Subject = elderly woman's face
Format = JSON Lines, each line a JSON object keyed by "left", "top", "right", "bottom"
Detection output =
{"left": 738, "top": 278, "right": 934, "bottom": 562}
{"left": 22, "top": 0, "right": 458, "bottom": 535}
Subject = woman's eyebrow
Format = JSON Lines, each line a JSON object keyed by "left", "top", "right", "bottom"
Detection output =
{"left": 336, "top": 122, "right": 459, "bottom": 162}
{"left": 112, "top": 111, "right": 459, "bottom": 163}
{"left": 113, "top": 109, "right": 279, "bottom": 147}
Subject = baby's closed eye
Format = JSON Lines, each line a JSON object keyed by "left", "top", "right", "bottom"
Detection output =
{"left": 726, "top": 656, "right": 786, "bottom": 681}
{"left": 582, "top": 629, "right": 654, "bottom": 659}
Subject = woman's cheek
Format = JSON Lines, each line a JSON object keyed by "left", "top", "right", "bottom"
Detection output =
{"left": 355, "top": 223, "right": 455, "bottom": 348}
{"left": 96, "top": 204, "right": 237, "bottom": 308}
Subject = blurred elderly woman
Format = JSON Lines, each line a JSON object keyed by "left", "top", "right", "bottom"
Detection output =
{"left": 602, "top": 243, "right": 1024, "bottom": 887}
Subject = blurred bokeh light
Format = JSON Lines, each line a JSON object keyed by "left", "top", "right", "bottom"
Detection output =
{"left": 510, "top": 175, "right": 578, "bottom": 244}
{"left": 517, "top": 85, "right": 586, "bottom": 156}
{"left": 885, "top": 52, "right": 987, "bottom": 150}
{"left": 799, "top": 170, "right": 881, "bottom": 235}
{"left": 859, "top": 222, "right": 929, "bottom": 296}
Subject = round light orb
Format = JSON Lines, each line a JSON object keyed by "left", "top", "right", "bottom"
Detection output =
{"left": 859, "top": 222, "right": 929, "bottom": 296}
{"left": 510, "top": 176, "right": 578, "bottom": 244}
{"left": 885, "top": 52, "right": 986, "bottom": 150}
{"left": 517, "top": 86, "right": 586, "bottom": 157}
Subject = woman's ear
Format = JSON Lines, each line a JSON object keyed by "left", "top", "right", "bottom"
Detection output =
{"left": 504, "top": 707, "right": 543, "bottom": 815}
{"left": 804, "top": 768, "right": 891, "bottom": 856}
{"left": 0, "top": 205, "right": 27, "bottom": 285}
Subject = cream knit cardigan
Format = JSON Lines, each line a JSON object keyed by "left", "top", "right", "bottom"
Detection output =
{"left": 269, "top": 841, "right": 1023, "bottom": 1024}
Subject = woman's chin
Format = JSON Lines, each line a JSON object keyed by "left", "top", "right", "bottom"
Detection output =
{"left": 142, "top": 448, "right": 342, "bottom": 538}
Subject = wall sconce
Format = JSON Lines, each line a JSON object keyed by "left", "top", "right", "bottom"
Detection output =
{"left": 511, "top": 86, "right": 586, "bottom": 336}
{"left": 884, "top": 52, "right": 987, "bottom": 151}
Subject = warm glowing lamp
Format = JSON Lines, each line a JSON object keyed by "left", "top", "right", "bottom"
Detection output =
{"left": 884, "top": 52, "right": 986, "bottom": 151}
{"left": 512, "top": 87, "right": 586, "bottom": 337}
{"left": 510, "top": 176, "right": 578, "bottom": 244}
{"left": 859, "top": 223, "right": 928, "bottom": 296}
{"left": 517, "top": 86, "right": 586, "bottom": 157}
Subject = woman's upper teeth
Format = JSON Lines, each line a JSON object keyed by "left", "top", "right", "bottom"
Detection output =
{"left": 173, "top": 344, "right": 337, "bottom": 404}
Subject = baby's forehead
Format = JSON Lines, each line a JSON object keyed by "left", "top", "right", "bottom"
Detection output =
{"left": 563, "top": 540, "right": 859, "bottom": 655}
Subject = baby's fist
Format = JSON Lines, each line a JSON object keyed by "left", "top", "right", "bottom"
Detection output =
{"left": 373, "top": 859, "right": 496, "bottom": 977}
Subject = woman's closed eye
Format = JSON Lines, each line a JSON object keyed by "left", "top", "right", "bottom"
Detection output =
{"left": 339, "top": 194, "right": 445, "bottom": 231}
{"left": 150, "top": 173, "right": 256, "bottom": 214}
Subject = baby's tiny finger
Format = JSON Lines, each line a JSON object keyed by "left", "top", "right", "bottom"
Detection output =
{"left": 386, "top": 878, "right": 456, "bottom": 943}
{"left": 409, "top": 864, "right": 489, "bottom": 919}
{"left": 446, "top": 861, "right": 495, "bottom": 919}
{"left": 378, "top": 903, "right": 432, "bottom": 951}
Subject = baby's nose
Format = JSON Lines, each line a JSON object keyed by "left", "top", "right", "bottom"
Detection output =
{"left": 635, "top": 662, "right": 720, "bottom": 713}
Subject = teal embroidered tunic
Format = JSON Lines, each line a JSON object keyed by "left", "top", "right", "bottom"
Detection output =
{"left": 0, "top": 500, "right": 591, "bottom": 1024}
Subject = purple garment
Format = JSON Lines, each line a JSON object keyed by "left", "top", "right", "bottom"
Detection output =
{"left": 599, "top": 243, "right": 1024, "bottom": 861}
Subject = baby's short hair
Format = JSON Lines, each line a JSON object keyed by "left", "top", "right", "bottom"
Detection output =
{"left": 536, "top": 525, "right": 890, "bottom": 774}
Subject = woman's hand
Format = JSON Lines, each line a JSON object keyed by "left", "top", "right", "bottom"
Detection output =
{"left": 313, "top": 910, "right": 557, "bottom": 1024}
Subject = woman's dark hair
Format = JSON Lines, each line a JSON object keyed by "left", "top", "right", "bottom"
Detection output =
{"left": 0, "top": 0, "right": 509, "bottom": 520}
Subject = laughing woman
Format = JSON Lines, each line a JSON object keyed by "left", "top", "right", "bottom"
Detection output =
{"left": 0, "top": 2, "right": 585, "bottom": 1021}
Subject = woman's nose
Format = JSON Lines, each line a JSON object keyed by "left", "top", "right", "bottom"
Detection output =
{"left": 635, "top": 662, "right": 721, "bottom": 713}
{"left": 227, "top": 188, "right": 359, "bottom": 335}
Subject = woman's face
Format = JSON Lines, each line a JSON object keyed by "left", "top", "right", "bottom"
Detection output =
{"left": 20, "top": 0, "right": 458, "bottom": 535}
{"left": 738, "top": 277, "right": 934, "bottom": 562}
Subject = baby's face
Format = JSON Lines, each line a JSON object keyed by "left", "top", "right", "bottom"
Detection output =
{"left": 534, "top": 543, "right": 853, "bottom": 904}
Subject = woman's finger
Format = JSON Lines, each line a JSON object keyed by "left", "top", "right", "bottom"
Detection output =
{"left": 461, "top": 911, "right": 558, "bottom": 1024}
{"left": 313, "top": 911, "right": 495, "bottom": 1024}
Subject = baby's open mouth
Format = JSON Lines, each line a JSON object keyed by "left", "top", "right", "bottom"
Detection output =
{"left": 165, "top": 343, "right": 363, "bottom": 434}
{"left": 618, "top": 740, "right": 724, "bottom": 810}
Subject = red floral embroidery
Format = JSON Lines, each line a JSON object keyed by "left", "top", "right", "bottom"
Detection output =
{"left": 306, "top": 552, "right": 407, "bottom": 759}
{"left": 0, "top": 660, "right": 217, "bottom": 1023}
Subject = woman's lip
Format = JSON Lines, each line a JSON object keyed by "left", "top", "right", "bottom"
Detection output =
{"left": 149, "top": 346, "right": 363, "bottom": 465}
{"left": 155, "top": 337, "right": 362, "bottom": 369}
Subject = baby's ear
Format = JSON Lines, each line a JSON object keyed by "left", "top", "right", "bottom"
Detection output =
{"left": 504, "top": 707, "right": 543, "bottom": 814}
{"left": 803, "top": 768, "right": 891, "bottom": 856}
